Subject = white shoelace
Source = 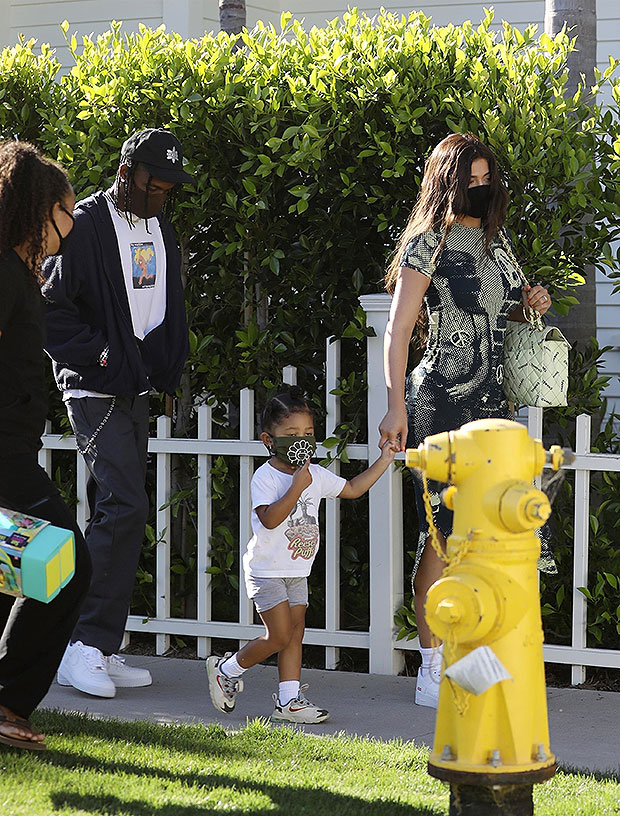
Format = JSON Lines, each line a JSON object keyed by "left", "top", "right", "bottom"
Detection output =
{"left": 106, "top": 654, "right": 126, "bottom": 667}
{"left": 76, "top": 642, "right": 107, "bottom": 672}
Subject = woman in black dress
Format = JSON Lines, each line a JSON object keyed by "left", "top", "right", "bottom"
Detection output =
{"left": 379, "top": 134, "right": 551, "bottom": 708}
{"left": 0, "top": 141, "right": 90, "bottom": 749}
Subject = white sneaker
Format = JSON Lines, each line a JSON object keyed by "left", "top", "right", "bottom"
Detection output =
{"left": 104, "top": 654, "right": 152, "bottom": 688}
{"left": 206, "top": 653, "right": 244, "bottom": 713}
{"left": 415, "top": 666, "right": 441, "bottom": 708}
{"left": 271, "top": 684, "right": 329, "bottom": 724}
{"left": 57, "top": 641, "right": 116, "bottom": 698}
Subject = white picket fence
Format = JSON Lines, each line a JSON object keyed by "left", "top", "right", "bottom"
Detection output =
{"left": 39, "top": 293, "right": 620, "bottom": 681}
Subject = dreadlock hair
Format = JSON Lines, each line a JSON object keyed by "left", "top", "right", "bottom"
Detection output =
{"left": 261, "top": 386, "right": 313, "bottom": 434}
{"left": 0, "top": 140, "right": 72, "bottom": 282}
{"left": 112, "top": 159, "right": 178, "bottom": 232}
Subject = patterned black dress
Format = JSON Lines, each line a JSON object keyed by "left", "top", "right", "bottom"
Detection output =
{"left": 401, "top": 224, "right": 556, "bottom": 579}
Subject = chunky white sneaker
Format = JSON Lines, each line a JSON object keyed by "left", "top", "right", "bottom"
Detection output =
{"left": 271, "top": 684, "right": 329, "bottom": 724}
{"left": 415, "top": 666, "right": 441, "bottom": 708}
{"left": 206, "top": 653, "right": 244, "bottom": 713}
{"left": 57, "top": 641, "right": 116, "bottom": 698}
{"left": 104, "top": 654, "right": 152, "bottom": 688}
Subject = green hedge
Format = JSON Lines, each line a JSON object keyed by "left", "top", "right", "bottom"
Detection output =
{"left": 2, "top": 10, "right": 620, "bottom": 660}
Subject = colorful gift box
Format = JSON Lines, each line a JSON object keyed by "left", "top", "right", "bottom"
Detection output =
{"left": 0, "top": 508, "right": 75, "bottom": 603}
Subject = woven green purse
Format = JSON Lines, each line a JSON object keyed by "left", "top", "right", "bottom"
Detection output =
{"left": 500, "top": 233, "right": 571, "bottom": 407}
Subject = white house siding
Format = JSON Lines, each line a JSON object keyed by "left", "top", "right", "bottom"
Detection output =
{"left": 0, "top": 0, "right": 618, "bottom": 410}
{"left": 281, "top": 1, "right": 543, "bottom": 31}
{"left": 3, "top": 1, "right": 163, "bottom": 63}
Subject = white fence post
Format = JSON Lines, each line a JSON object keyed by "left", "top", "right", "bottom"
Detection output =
{"left": 156, "top": 415, "right": 172, "bottom": 655}
{"left": 571, "top": 413, "right": 592, "bottom": 685}
{"left": 527, "top": 406, "right": 544, "bottom": 491}
{"left": 197, "top": 404, "right": 213, "bottom": 659}
{"left": 239, "top": 389, "right": 255, "bottom": 633}
{"left": 325, "top": 337, "right": 341, "bottom": 670}
{"left": 38, "top": 420, "right": 53, "bottom": 476}
{"left": 282, "top": 365, "right": 297, "bottom": 386}
{"left": 359, "top": 294, "right": 404, "bottom": 675}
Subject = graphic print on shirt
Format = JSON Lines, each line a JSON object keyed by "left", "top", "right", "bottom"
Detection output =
{"left": 131, "top": 243, "right": 156, "bottom": 289}
{"left": 285, "top": 497, "right": 319, "bottom": 561}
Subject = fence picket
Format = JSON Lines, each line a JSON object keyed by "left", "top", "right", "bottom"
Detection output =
{"left": 325, "top": 337, "right": 342, "bottom": 670}
{"left": 156, "top": 415, "right": 172, "bottom": 655}
{"left": 239, "top": 389, "right": 255, "bottom": 637}
{"left": 571, "top": 413, "right": 592, "bottom": 685}
{"left": 197, "top": 404, "right": 212, "bottom": 659}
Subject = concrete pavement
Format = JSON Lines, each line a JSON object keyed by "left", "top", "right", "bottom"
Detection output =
{"left": 40, "top": 655, "right": 620, "bottom": 776}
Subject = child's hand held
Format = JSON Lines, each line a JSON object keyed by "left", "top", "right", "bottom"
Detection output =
{"left": 380, "top": 439, "right": 398, "bottom": 460}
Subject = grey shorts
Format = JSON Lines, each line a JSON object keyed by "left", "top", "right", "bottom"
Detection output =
{"left": 245, "top": 575, "right": 308, "bottom": 614}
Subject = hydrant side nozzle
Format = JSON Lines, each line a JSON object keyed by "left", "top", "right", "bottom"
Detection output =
{"left": 524, "top": 498, "right": 551, "bottom": 524}
{"left": 405, "top": 447, "right": 423, "bottom": 469}
{"left": 498, "top": 483, "right": 551, "bottom": 533}
{"left": 547, "top": 444, "right": 576, "bottom": 470}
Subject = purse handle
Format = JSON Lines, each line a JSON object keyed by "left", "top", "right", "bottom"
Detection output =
{"left": 497, "top": 230, "right": 544, "bottom": 331}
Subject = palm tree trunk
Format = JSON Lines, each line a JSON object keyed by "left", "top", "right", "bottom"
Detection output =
{"left": 545, "top": 0, "right": 597, "bottom": 96}
{"left": 544, "top": 0, "right": 597, "bottom": 347}
{"left": 219, "top": 0, "right": 246, "bottom": 35}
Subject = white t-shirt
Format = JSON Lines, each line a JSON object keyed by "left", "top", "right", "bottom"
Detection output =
{"left": 105, "top": 196, "right": 167, "bottom": 341}
{"left": 243, "top": 461, "right": 347, "bottom": 578}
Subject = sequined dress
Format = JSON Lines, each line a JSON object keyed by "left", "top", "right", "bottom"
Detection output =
{"left": 401, "top": 224, "right": 556, "bottom": 578}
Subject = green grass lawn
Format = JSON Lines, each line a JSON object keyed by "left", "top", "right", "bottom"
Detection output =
{"left": 0, "top": 711, "right": 618, "bottom": 815}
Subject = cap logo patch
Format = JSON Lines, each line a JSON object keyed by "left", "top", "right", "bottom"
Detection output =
{"left": 166, "top": 146, "right": 179, "bottom": 164}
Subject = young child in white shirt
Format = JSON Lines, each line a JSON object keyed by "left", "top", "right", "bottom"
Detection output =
{"left": 206, "top": 386, "right": 398, "bottom": 723}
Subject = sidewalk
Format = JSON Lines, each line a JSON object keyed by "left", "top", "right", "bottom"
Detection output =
{"left": 41, "top": 655, "right": 620, "bottom": 776}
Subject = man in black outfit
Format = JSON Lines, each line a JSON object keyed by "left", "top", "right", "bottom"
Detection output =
{"left": 43, "top": 129, "right": 191, "bottom": 698}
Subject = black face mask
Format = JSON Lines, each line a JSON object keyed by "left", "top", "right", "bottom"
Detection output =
{"left": 127, "top": 183, "right": 169, "bottom": 220}
{"left": 466, "top": 184, "right": 491, "bottom": 219}
{"left": 50, "top": 206, "right": 75, "bottom": 256}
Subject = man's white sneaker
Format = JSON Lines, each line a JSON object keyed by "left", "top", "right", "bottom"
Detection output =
{"left": 206, "top": 653, "right": 244, "bottom": 713}
{"left": 104, "top": 654, "right": 152, "bottom": 688}
{"left": 415, "top": 666, "right": 441, "bottom": 708}
{"left": 57, "top": 641, "right": 116, "bottom": 698}
{"left": 271, "top": 685, "right": 329, "bottom": 724}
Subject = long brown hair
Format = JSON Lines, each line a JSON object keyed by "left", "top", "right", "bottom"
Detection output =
{"left": 0, "top": 140, "right": 72, "bottom": 281}
{"left": 385, "top": 133, "right": 508, "bottom": 293}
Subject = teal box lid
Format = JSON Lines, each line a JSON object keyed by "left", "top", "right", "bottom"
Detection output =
{"left": 21, "top": 526, "right": 75, "bottom": 603}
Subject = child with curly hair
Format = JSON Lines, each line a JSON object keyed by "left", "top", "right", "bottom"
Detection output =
{"left": 207, "top": 386, "right": 397, "bottom": 723}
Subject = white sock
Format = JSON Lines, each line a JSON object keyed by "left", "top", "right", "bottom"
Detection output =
{"left": 278, "top": 680, "right": 300, "bottom": 706}
{"left": 220, "top": 654, "right": 246, "bottom": 678}
{"left": 419, "top": 644, "right": 443, "bottom": 674}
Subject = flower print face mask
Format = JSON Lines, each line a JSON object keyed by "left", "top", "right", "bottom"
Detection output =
{"left": 269, "top": 435, "right": 317, "bottom": 467}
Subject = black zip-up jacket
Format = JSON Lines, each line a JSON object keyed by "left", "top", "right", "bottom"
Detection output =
{"left": 42, "top": 192, "right": 189, "bottom": 396}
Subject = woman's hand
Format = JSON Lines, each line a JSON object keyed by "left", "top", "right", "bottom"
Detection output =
{"left": 524, "top": 284, "right": 551, "bottom": 316}
{"left": 379, "top": 406, "right": 408, "bottom": 452}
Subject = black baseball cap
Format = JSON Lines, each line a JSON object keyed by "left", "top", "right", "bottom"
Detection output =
{"left": 120, "top": 128, "right": 193, "bottom": 184}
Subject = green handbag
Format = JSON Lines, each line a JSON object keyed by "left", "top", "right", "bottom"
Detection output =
{"left": 499, "top": 232, "right": 571, "bottom": 408}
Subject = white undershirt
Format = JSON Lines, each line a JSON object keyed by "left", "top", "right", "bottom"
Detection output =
{"left": 64, "top": 199, "right": 167, "bottom": 401}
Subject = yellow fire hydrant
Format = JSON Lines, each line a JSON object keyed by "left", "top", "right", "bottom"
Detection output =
{"left": 406, "top": 418, "right": 570, "bottom": 816}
